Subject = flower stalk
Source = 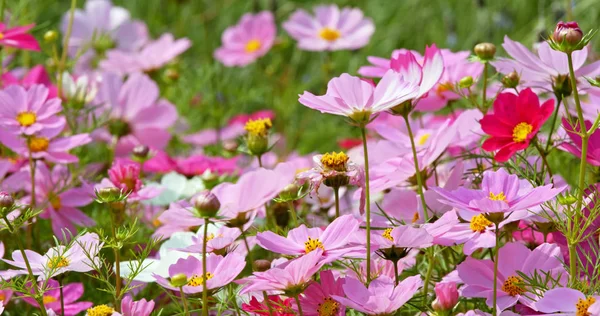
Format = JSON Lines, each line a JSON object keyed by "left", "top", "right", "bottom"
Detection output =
{"left": 403, "top": 115, "right": 429, "bottom": 222}
{"left": 360, "top": 126, "right": 372, "bottom": 283}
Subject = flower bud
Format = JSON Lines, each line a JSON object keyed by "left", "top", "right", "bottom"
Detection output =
{"left": 192, "top": 191, "right": 220, "bottom": 218}
{"left": 170, "top": 273, "right": 188, "bottom": 287}
{"left": 501, "top": 71, "right": 520, "bottom": 89}
{"left": 432, "top": 282, "right": 459, "bottom": 311}
{"left": 253, "top": 259, "right": 271, "bottom": 272}
{"left": 0, "top": 192, "right": 14, "bottom": 209}
{"left": 279, "top": 183, "right": 300, "bottom": 201}
{"left": 458, "top": 76, "right": 474, "bottom": 89}
{"left": 474, "top": 43, "right": 496, "bottom": 60}
{"left": 222, "top": 139, "right": 238, "bottom": 153}
{"left": 95, "top": 187, "right": 122, "bottom": 203}
{"left": 132, "top": 145, "right": 150, "bottom": 159}
{"left": 552, "top": 74, "right": 572, "bottom": 98}
{"left": 43, "top": 30, "right": 59, "bottom": 43}
{"left": 553, "top": 21, "right": 583, "bottom": 45}
{"left": 557, "top": 194, "right": 577, "bottom": 205}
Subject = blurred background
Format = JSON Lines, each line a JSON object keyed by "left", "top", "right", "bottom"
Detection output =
{"left": 12, "top": 0, "right": 600, "bottom": 153}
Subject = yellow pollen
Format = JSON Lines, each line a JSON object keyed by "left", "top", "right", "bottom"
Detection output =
{"left": 187, "top": 272, "right": 214, "bottom": 287}
{"left": 43, "top": 295, "right": 57, "bottom": 304}
{"left": 304, "top": 237, "right": 325, "bottom": 253}
{"left": 319, "top": 28, "right": 341, "bottom": 41}
{"left": 576, "top": 296, "right": 596, "bottom": 316}
{"left": 245, "top": 39, "right": 261, "bottom": 53}
{"left": 206, "top": 233, "right": 216, "bottom": 242}
{"left": 86, "top": 305, "right": 115, "bottom": 316}
{"left": 412, "top": 212, "right": 420, "bottom": 223}
{"left": 16, "top": 111, "right": 36, "bottom": 127}
{"left": 50, "top": 194, "right": 61, "bottom": 210}
{"left": 0, "top": 33, "right": 4, "bottom": 40}
{"left": 512, "top": 122, "right": 533, "bottom": 143}
{"left": 317, "top": 297, "right": 340, "bottom": 316}
{"left": 320, "top": 152, "right": 349, "bottom": 172}
{"left": 295, "top": 167, "right": 310, "bottom": 175}
{"left": 152, "top": 218, "right": 162, "bottom": 227}
{"left": 436, "top": 82, "right": 453, "bottom": 96}
{"left": 0, "top": 293, "right": 4, "bottom": 301}
{"left": 489, "top": 192, "right": 507, "bottom": 201}
{"left": 382, "top": 228, "right": 394, "bottom": 241}
{"left": 244, "top": 118, "right": 272, "bottom": 137}
{"left": 47, "top": 255, "right": 69, "bottom": 269}
{"left": 470, "top": 214, "right": 492, "bottom": 233}
{"left": 501, "top": 276, "right": 525, "bottom": 296}
{"left": 417, "top": 133, "right": 431, "bottom": 146}
{"left": 29, "top": 136, "right": 49, "bottom": 152}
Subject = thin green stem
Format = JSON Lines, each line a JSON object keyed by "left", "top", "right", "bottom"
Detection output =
{"left": 287, "top": 201, "right": 298, "bottom": 227}
{"left": 110, "top": 207, "right": 122, "bottom": 312}
{"left": 333, "top": 187, "right": 340, "bottom": 218}
{"left": 482, "top": 62, "right": 489, "bottom": 113}
{"left": 545, "top": 97, "right": 563, "bottom": 152}
{"left": 422, "top": 249, "right": 435, "bottom": 308}
{"left": 360, "top": 127, "right": 372, "bottom": 283}
{"left": 534, "top": 139, "right": 553, "bottom": 180}
{"left": 568, "top": 242, "right": 578, "bottom": 285}
{"left": 403, "top": 115, "right": 429, "bottom": 222}
{"left": 492, "top": 223, "right": 501, "bottom": 316}
{"left": 240, "top": 228, "right": 253, "bottom": 264}
{"left": 179, "top": 286, "right": 190, "bottom": 316}
{"left": 262, "top": 291, "right": 275, "bottom": 316}
{"left": 57, "top": 0, "right": 77, "bottom": 99}
{"left": 294, "top": 295, "right": 304, "bottom": 316}
{"left": 202, "top": 219, "right": 210, "bottom": 316}
{"left": 58, "top": 277, "right": 65, "bottom": 316}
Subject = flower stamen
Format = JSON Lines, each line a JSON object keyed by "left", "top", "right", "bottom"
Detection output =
{"left": 304, "top": 237, "right": 325, "bottom": 253}
{"left": 319, "top": 28, "right": 341, "bottom": 42}
{"left": 512, "top": 122, "right": 533, "bottom": 143}
{"left": 470, "top": 214, "right": 493, "bottom": 233}
{"left": 187, "top": 272, "right": 214, "bottom": 287}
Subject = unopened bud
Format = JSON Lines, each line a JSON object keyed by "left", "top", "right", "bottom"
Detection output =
{"left": 432, "top": 282, "right": 459, "bottom": 311}
{"left": 192, "top": 191, "right": 220, "bottom": 218}
{"left": 0, "top": 192, "right": 14, "bottom": 209}
{"left": 253, "top": 259, "right": 271, "bottom": 272}
{"left": 458, "top": 76, "right": 474, "bottom": 89}
{"left": 502, "top": 71, "right": 520, "bottom": 89}
{"left": 279, "top": 183, "right": 300, "bottom": 201}
{"left": 557, "top": 194, "right": 577, "bottom": 205}
{"left": 132, "top": 145, "right": 150, "bottom": 159}
{"left": 223, "top": 140, "right": 238, "bottom": 153}
{"left": 553, "top": 21, "right": 583, "bottom": 45}
{"left": 170, "top": 273, "right": 188, "bottom": 287}
{"left": 95, "top": 187, "right": 122, "bottom": 203}
{"left": 43, "top": 30, "right": 59, "bottom": 43}
{"left": 474, "top": 42, "right": 496, "bottom": 60}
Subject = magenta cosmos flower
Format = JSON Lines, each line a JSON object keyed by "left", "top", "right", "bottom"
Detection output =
{"left": 283, "top": 5, "right": 374, "bottom": 51}
{"left": 256, "top": 214, "right": 361, "bottom": 264}
{"left": 23, "top": 279, "right": 92, "bottom": 316}
{"left": 0, "top": 23, "right": 40, "bottom": 51}
{"left": 214, "top": 11, "right": 276, "bottom": 67}
{"left": 331, "top": 275, "right": 422, "bottom": 315}
{"left": 100, "top": 34, "right": 190, "bottom": 75}
{"left": 457, "top": 242, "right": 566, "bottom": 311}
{"left": 239, "top": 249, "right": 325, "bottom": 295}
{"left": 94, "top": 72, "right": 178, "bottom": 155}
{"left": 153, "top": 253, "right": 245, "bottom": 294}
{"left": 2, "top": 65, "right": 58, "bottom": 98}
{"left": 299, "top": 270, "right": 346, "bottom": 316}
{"left": 0, "top": 84, "right": 64, "bottom": 135}
{"left": 120, "top": 296, "right": 154, "bottom": 316}
{"left": 97, "top": 160, "right": 161, "bottom": 201}
{"left": 536, "top": 288, "right": 600, "bottom": 315}
{"left": 561, "top": 118, "right": 600, "bottom": 166}
{"left": 433, "top": 168, "right": 561, "bottom": 218}
{"left": 298, "top": 71, "right": 418, "bottom": 123}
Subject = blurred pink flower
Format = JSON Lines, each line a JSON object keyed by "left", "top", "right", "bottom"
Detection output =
{"left": 97, "top": 160, "right": 161, "bottom": 201}
{"left": 283, "top": 5, "right": 374, "bottom": 51}
{"left": 561, "top": 118, "right": 600, "bottom": 166}
{"left": 214, "top": 11, "right": 276, "bottom": 67}
{"left": 120, "top": 296, "right": 154, "bottom": 316}
{"left": 432, "top": 282, "right": 459, "bottom": 312}
{"left": 1, "top": 65, "right": 58, "bottom": 98}
{"left": 0, "top": 85, "right": 64, "bottom": 136}
{"left": 22, "top": 279, "right": 92, "bottom": 316}
{"left": 0, "top": 23, "right": 39, "bottom": 51}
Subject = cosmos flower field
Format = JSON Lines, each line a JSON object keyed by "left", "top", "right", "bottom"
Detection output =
{"left": 2, "top": 0, "right": 600, "bottom": 315}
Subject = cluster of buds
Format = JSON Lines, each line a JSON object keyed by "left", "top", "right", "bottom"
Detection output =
{"left": 549, "top": 21, "right": 595, "bottom": 54}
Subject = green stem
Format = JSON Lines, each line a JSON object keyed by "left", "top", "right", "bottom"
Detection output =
{"left": 568, "top": 242, "right": 578, "bottom": 286}
{"left": 482, "top": 62, "right": 489, "bottom": 113}
{"left": 403, "top": 115, "right": 429, "bottom": 222}
{"left": 422, "top": 249, "right": 435, "bottom": 308}
{"left": 492, "top": 223, "right": 500, "bottom": 316}
{"left": 534, "top": 139, "right": 553, "bottom": 180}
{"left": 360, "top": 127, "right": 372, "bottom": 283}
{"left": 393, "top": 259, "right": 399, "bottom": 286}
{"left": 333, "top": 187, "right": 340, "bottom": 218}
{"left": 58, "top": 276, "right": 65, "bottom": 316}
{"left": 240, "top": 228, "right": 253, "bottom": 264}
{"left": 262, "top": 291, "right": 274, "bottom": 316}
{"left": 294, "top": 295, "right": 304, "bottom": 316}
{"left": 287, "top": 200, "right": 298, "bottom": 227}
{"left": 110, "top": 207, "right": 122, "bottom": 312}
{"left": 179, "top": 286, "right": 190, "bottom": 316}
{"left": 202, "top": 219, "right": 209, "bottom": 316}
{"left": 545, "top": 97, "right": 563, "bottom": 152}
{"left": 57, "top": 0, "right": 77, "bottom": 99}
{"left": 27, "top": 142, "right": 36, "bottom": 249}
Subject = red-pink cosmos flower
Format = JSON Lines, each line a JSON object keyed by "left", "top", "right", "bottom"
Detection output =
{"left": 480, "top": 88, "right": 554, "bottom": 162}
{"left": 0, "top": 23, "right": 40, "bottom": 51}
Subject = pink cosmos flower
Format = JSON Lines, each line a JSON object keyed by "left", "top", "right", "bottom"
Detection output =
{"left": 331, "top": 275, "right": 422, "bottom": 315}
{"left": 97, "top": 160, "right": 161, "bottom": 201}
{"left": 2, "top": 233, "right": 101, "bottom": 280}
{"left": 120, "top": 296, "right": 154, "bottom": 316}
{"left": 299, "top": 270, "right": 346, "bottom": 316}
{"left": 100, "top": 34, "right": 191, "bottom": 75}
{"left": 432, "top": 282, "right": 459, "bottom": 312}
{"left": 0, "top": 23, "right": 40, "bottom": 51}
{"left": 561, "top": 118, "right": 600, "bottom": 166}
{"left": 283, "top": 5, "right": 374, "bottom": 51}
{"left": 370, "top": 225, "right": 433, "bottom": 252}
{"left": 94, "top": 72, "right": 178, "bottom": 156}
{"left": 536, "top": 288, "right": 600, "bottom": 315}
{"left": 1, "top": 65, "right": 58, "bottom": 98}
{"left": 344, "top": 255, "right": 417, "bottom": 285}
{"left": 239, "top": 249, "right": 325, "bottom": 295}
{"left": 386, "top": 45, "right": 444, "bottom": 101}
{"left": 180, "top": 224, "right": 241, "bottom": 255}
{"left": 153, "top": 253, "right": 245, "bottom": 294}
{"left": 299, "top": 71, "right": 419, "bottom": 122}
{"left": 214, "top": 11, "right": 276, "bottom": 67}
{"left": 457, "top": 242, "right": 566, "bottom": 311}
{"left": 256, "top": 214, "right": 362, "bottom": 264}
{"left": 0, "top": 84, "right": 64, "bottom": 135}
{"left": 22, "top": 279, "right": 92, "bottom": 316}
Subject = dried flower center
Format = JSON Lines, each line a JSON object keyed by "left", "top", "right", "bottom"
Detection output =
{"left": 576, "top": 296, "right": 596, "bottom": 316}
{"left": 501, "top": 275, "right": 525, "bottom": 296}
{"left": 187, "top": 272, "right": 214, "bottom": 286}
{"left": 16, "top": 111, "right": 37, "bottom": 127}
{"left": 43, "top": 295, "right": 57, "bottom": 304}
{"left": 319, "top": 28, "right": 341, "bottom": 41}
{"left": 320, "top": 152, "right": 349, "bottom": 172}
{"left": 304, "top": 237, "right": 325, "bottom": 253}
{"left": 49, "top": 194, "right": 61, "bottom": 210}
{"left": 418, "top": 133, "right": 431, "bottom": 146}
{"left": 245, "top": 39, "right": 261, "bottom": 53}
{"left": 47, "top": 255, "right": 70, "bottom": 269}
{"left": 317, "top": 297, "right": 340, "bottom": 316}
{"left": 470, "top": 214, "right": 492, "bottom": 233}
{"left": 382, "top": 228, "right": 394, "bottom": 241}
{"left": 512, "top": 122, "right": 533, "bottom": 143}
{"left": 86, "top": 305, "right": 115, "bottom": 316}
{"left": 489, "top": 192, "right": 507, "bottom": 201}
{"left": 244, "top": 118, "right": 272, "bottom": 137}
{"left": 29, "top": 136, "right": 49, "bottom": 152}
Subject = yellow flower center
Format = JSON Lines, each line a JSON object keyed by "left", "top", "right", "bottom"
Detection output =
{"left": 0, "top": 33, "right": 4, "bottom": 40}
{"left": 16, "top": 111, "right": 36, "bottom": 127}
{"left": 152, "top": 218, "right": 162, "bottom": 227}
{"left": 47, "top": 255, "right": 70, "bottom": 269}
{"left": 50, "top": 194, "right": 61, "bottom": 210}
{"left": 187, "top": 272, "right": 214, "bottom": 287}
{"left": 317, "top": 297, "right": 340, "bottom": 316}
{"left": 43, "top": 295, "right": 57, "bottom": 304}
{"left": 501, "top": 275, "right": 525, "bottom": 296}
{"left": 29, "top": 136, "right": 50, "bottom": 152}
{"left": 319, "top": 28, "right": 341, "bottom": 41}
{"left": 245, "top": 39, "right": 261, "bottom": 53}
{"left": 512, "top": 122, "right": 533, "bottom": 143}
{"left": 320, "top": 152, "right": 349, "bottom": 172}
{"left": 436, "top": 82, "right": 453, "bottom": 97}
{"left": 244, "top": 118, "right": 272, "bottom": 137}
{"left": 206, "top": 233, "right": 216, "bottom": 242}
{"left": 0, "top": 293, "right": 4, "bottom": 301}
{"left": 412, "top": 212, "right": 420, "bottom": 223}
{"left": 418, "top": 133, "right": 431, "bottom": 146}
{"left": 489, "top": 192, "right": 507, "bottom": 201}
{"left": 576, "top": 296, "right": 596, "bottom": 316}
{"left": 470, "top": 214, "right": 492, "bottom": 233}
{"left": 86, "top": 305, "right": 115, "bottom": 316}
{"left": 304, "top": 237, "right": 325, "bottom": 253}
{"left": 382, "top": 228, "right": 394, "bottom": 241}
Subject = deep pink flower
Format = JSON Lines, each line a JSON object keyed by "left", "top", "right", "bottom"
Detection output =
{"left": 432, "top": 282, "right": 459, "bottom": 312}
{"left": 1, "top": 65, "right": 58, "bottom": 98}
{"left": 0, "top": 23, "right": 40, "bottom": 51}
{"left": 283, "top": 5, "right": 374, "bottom": 51}
{"left": 561, "top": 118, "right": 600, "bottom": 166}
{"left": 214, "top": 11, "right": 276, "bottom": 67}
{"left": 242, "top": 295, "right": 295, "bottom": 316}
{"left": 98, "top": 160, "right": 161, "bottom": 201}
{"left": 299, "top": 270, "right": 346, "bottom": 316}
{"left": 22, "top": 279, "right": 92, "bottom": 316}
{"left": 0, "top": 84, "right": 64, "bottom": 135}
